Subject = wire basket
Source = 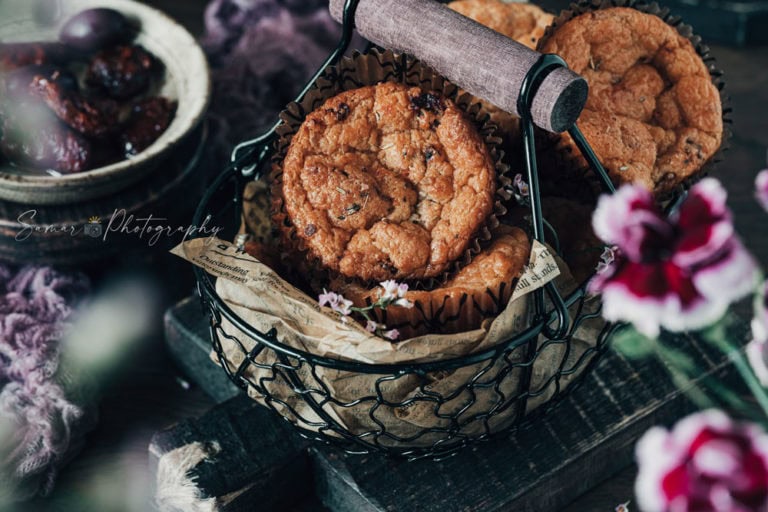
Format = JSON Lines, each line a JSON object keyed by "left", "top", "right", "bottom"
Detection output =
{"left": 190, "top": 0, "right": 621, "bottom": 460}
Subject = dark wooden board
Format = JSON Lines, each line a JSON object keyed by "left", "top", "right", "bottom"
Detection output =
{"left": 164, "top": 296, "right": 241, "bottom": 403}
{"left": 150, "top": 395, "right": 314, "bottom": 512}
{"left": 156, "top": 296, "right": 744, "bottom": 512}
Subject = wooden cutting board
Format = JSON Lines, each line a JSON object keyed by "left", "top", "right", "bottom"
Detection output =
{"left": 152, "top": 296, "right": 745, "bottom": 512}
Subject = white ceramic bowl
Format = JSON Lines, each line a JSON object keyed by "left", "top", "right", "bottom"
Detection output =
{"left": 0, "top": 0, "right": 211, "bottom": 205}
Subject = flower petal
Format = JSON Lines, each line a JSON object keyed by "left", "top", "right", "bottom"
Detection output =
{"left": 380, "top": 280, "right": 399, "bottom": 301}
{"left": 756, "top": 170, "right": 768, "bottom": 213}
{"left": 394, "top": 298, "right": 414, "bottom": 309}
{"left": 337, "top": 297, "right": 353, "bottom": 316}
{"left": 593, "top": 184, "right": 673, "bottom": 262}
{"left": 592, "top": 258, "right": 707, "bottom": 336}
{"left": 636, "top": 411, "right": 768, "bottom": 512}
{"left": 692, "top": 238, "right": 758, "bottom": 308}
{"left": 383, "top": 329, "right": 399, "bottom": 341}
{"left": 636, "top": 426, "right": 684, "bottom": 511}
{"left": 746, "top": 340, "right": 768, "bottom": 387}
{"left": 752, "top": 282, "right": 768, "bottom": 345}
{"left": 318, "top": 289, "right": 333, "bottom": 308}
{"left": 673, "top": 179, "right": 734, "bottom": 267}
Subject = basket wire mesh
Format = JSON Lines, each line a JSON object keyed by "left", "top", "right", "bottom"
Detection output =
{"left": 190, "top": 0, "right": 621, "bottom": 460}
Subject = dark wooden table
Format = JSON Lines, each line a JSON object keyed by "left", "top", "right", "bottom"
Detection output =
{"left": 28, "top": 2, "right": 768, "bottom": 511}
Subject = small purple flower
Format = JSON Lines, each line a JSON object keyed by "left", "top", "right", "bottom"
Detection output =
{"left": 317, "top": 289, "right": 335, "bottom": 308}
{"left": 380, "top": 280, "right": 404, "bottom": 301}
{"left": 379, "top": 280, "right": 414, "bottom": 308}
{"left": 596, "top": 246, "right": 618, "bottom": 275}
{"left": 318, "top": 289, "right": 352, "bottom": 316}
{"left": 366, "top": 320, "right": 382, "bottom": 333}
{"left": 394, "top": 298, "right": 414, "bottom": 308}
{"left": 589, "top": 179, "right": 758, "bottom": 337}
{"left": 513, "top": 173, "right": 529, "bottom": 198}
{"left": 635, "top": 410, "right": 768, "bottom": 512}
{"left": 383, "top": 329, "right": 400, "bottom": 341}
{"left": 756, "top": 170, "right": 768, "bottom": 213}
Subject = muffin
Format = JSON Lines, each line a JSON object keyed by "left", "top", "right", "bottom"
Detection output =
{"left": 273, "top": 81, "right": 498, "bottom": 283}
{"left": 330, "top": 224, "right": 530, "bottom": 338}
{"left": 538, "top": 6, "right": 723, "bottom": 193}
{"left": 448, "top": 0, "right": 554, "bottom": 50}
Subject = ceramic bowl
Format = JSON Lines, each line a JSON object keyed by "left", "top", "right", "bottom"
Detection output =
{"left": 0, "top": 0, "right": 211, "bottom": 205}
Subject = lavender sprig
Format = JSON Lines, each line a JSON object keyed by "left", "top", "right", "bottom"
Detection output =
{"left": 318, "top": 280, "right": 414, "bottom": 340}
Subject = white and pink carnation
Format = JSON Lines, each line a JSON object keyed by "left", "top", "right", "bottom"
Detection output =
{"left": 756, "top": 170, "right": 768, "bottom": 213}
{"left": 636, "top": 410, "right": 768, "bottom": 512}
{"left": 589, "top": 179, "right": 758, "bottom": 337}
{"left": 747, "top": 282, "right": 768, "bottom": 386}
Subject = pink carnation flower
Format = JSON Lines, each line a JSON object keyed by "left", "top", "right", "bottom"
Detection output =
{"left": 747, "top": 282, "right": 768, "bottom": 386}
{"left": 636, "top": 410, "right": 768, "bottom": 512}
{"left": 756, "top": 170, "right": 768, "bottom": 213}
{"left": 589, "top": 179, "right": 758, "bottom": 337}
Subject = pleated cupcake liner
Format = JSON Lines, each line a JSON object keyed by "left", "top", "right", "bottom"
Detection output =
{"left": 269, "top": 48, "right": 517, "bottom": 292}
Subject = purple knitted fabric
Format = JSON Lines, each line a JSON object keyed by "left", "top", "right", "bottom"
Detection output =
{"left": 201, "top": 0, "right": 342, "bottom": 163}
{"left": 0, "top": 265, "right": 90, "bottom": 498}
{"left": 0, "top": 3, "right": 340, "bottom": 499}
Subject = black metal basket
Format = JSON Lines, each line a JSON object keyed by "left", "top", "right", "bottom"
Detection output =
{"left": 190, "top": 0, "right": 620, "bottom": 460}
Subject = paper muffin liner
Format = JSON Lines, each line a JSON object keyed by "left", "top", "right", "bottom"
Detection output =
{"left": 174, "top": 229, "right": 581, "bottom": 445}
{"left": 535, "top": 0, "right": 731, "bottom": 201}
{"left": 330, "top": 272, "right": 518, "bottom": 341}
{"left": 327, "top": 224, "right": 530, "bottom": 340}
{"left": 269, "top": 48, "right": 513, "bottom": 292}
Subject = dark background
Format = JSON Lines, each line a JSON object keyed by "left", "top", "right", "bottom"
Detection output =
{"left": 24, "top": 1, "right": 768, "bottom": 511}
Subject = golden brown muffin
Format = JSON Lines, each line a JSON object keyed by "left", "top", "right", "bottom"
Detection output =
{"left": 448, "top": 0, "right": 554, "bottom": 50}
{"left": 274, "top": 82, "right": 497, "bottom": 283}
{"left": 538, "top": 7, "right": 723, "bottom": 193}
{"left": 330, "top": 225, "right": 530, "bottom": 339}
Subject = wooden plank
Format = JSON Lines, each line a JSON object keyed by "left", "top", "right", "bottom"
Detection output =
{"left": 164, "top": 296, "right": 241, "bottom": 403}
{"left": 308, "top": 337, "right": 740, "bottom": 512}
{"left": 157, "top": 297, "right": 744, "bottom": 511}
{"left": 150, "top": 395, "right": 313, "bottom": 512}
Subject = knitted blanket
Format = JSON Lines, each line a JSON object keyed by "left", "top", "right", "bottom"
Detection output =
{"left": 0, "top": 266, "right": 90, "bottom": 499}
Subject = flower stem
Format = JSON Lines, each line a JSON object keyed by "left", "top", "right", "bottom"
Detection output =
{"left": 652, "top": 340, "right": 714, "bottom": 410}
{"left": 703, "top": 321, "right": 768, "bottom": 421}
